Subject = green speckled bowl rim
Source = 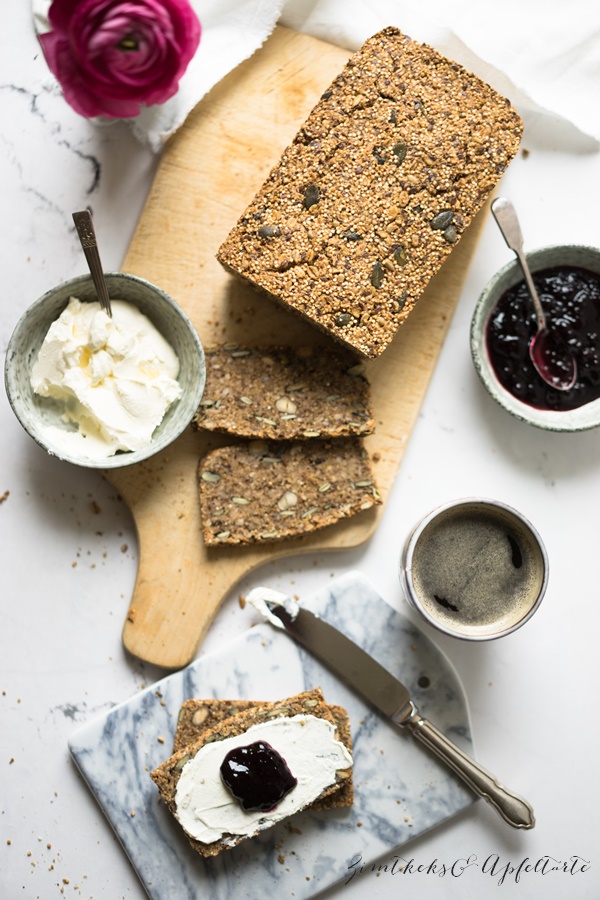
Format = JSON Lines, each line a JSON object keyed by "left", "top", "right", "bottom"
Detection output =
{"left": 4, "top": 272, "right": 205, "bottom": 469}
{"left": 470, "top": 244, "right": 600, "bottom": 432}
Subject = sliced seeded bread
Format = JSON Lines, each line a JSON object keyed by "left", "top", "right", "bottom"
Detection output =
{"left": 193, "top": 343, "right": 374, "bottom": 439}
{"left": 150, "top": 688, "right": 353, "bottom": 858}
{"left": 174, "top": 698, "right": 263, "bottom": 752}
{"left": 198, "top": 437, "right": 381, "bottom": 545}
{"left": 216, "top": 27, "right": 522, "bottom": 358}
{"left": 173, "top": 697, "right": 354, "bottom": 810}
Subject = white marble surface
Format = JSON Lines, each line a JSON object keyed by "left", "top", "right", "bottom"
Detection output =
{"left": 69, "top": 573, "right": 474, "bottom": 899}
{"left": 2, "top": 2, "right": 600, "bottom": 899}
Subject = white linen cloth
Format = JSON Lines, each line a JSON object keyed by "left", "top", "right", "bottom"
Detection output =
{"left": 33, "top": 0, "right": 600, "bottom": 152}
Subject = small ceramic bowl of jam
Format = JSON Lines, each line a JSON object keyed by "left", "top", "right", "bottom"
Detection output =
{"left": 470, "top": 244, "right": 600, "bottom": 431}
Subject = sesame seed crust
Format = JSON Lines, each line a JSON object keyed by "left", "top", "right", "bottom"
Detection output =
{"left": 216, "top": 27, "right": 523, "bottom": 358}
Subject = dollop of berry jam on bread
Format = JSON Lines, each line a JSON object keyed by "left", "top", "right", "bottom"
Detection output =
{"left": 220, "top": 741, "right": 297, "bottom": 811}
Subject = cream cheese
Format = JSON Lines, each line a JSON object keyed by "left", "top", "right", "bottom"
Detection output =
{"left": 31, "top": 297, "right": 182, "bottom": 459}
{"left": 174, "top": 714, "right": 352, "bottom": 845}
{"left": 245, "top": 586, "right": 300, "bottom": 628}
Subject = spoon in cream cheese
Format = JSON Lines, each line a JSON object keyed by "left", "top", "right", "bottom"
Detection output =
{"left": 72, "top": 210, "right": 113, "bottom": 317}
{"left": 491, "top": 197, "right": 577, "bottom": 392}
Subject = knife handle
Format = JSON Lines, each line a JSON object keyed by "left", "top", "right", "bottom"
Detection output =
{"left": 398, "top": 702, "right": 535, "bottom": 830}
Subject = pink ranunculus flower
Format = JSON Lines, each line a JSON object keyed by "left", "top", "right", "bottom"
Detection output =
{"left": 39, "top": 0, "right": 201, "bottom": 119}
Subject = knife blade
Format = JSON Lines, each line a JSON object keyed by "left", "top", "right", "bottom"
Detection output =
{"left": 248, "top": 588, "right": 535, "bottom": 831}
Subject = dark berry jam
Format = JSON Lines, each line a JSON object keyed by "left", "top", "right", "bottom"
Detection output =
{"left": 485, "top": 265, "right": 600, "bottom": 410}
{"left": 219, "top": 740, "right": 297, "bottom": 812}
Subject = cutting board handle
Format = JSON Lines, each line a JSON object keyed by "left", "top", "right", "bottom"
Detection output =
{"left": 106, "top": 428, "right": 379, "bottom": 670}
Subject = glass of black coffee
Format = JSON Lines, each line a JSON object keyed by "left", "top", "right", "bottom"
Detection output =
{"left": 400, "top": 499, "right": 548, "bottom": 641}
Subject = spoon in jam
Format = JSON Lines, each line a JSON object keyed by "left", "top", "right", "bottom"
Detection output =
{"left": 72, "top": 209, "right": 113, "bottom": 317}
{"left": 491, "top": 197, "right": 576, "bottom": 391}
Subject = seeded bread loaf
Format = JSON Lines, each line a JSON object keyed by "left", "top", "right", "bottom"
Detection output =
{"left": 199, "top": 437, "right": 381, "bottom": 545}
{"left": 193, "top": 343, "right": 374, "bottom": 439}
{"left": 173, "top": 697, "right": 354, "bottom": 810}
{"left": 216, "top": 27, "right": 523, "bottom": 359}
{"left": 150, "top": 688, "right": 353, "bottom": 858}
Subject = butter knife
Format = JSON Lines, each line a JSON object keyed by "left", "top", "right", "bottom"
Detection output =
{"left": 247, "top": 588, "right": 535, "bottom": 831}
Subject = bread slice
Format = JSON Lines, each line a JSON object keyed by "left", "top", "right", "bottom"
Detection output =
{"left": 150, "top": 689, "right": 353, "bottom": 858}
{"left": 199, "top": 437, "right": 381, "bottom": 546}
{"left": 173, "top": 697, "right": 354, "bottom": 810}
{"left": 192, "top": 343, "right": 374, "bottom": 439}
{"left": 174, "top": 698, "right": 262, "bottom": 752}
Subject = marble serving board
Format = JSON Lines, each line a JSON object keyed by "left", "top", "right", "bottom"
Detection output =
{"left": 69, "top": 572, "right": 475, "bottom": 899}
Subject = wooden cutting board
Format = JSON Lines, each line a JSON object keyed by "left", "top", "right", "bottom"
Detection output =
{"left": 108, "top": 26, "right": 486, "bottom": 670}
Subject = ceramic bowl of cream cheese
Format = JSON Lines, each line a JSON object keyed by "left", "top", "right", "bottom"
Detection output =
{"left": 5, "top": 272, "right": 205, "bottom": 468}
{"left": 470, "top": 243, "right": 600, "bottom": 432}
